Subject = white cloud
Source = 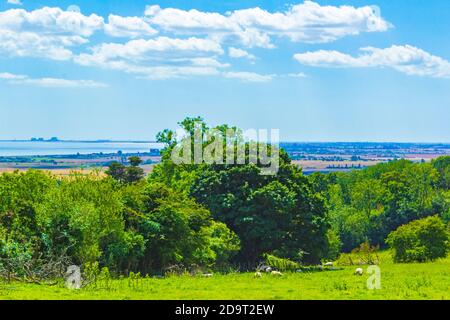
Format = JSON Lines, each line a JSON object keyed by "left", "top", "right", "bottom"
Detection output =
{"left": 7, "top": 0, "right": 22, "bottom": 5}
{"left": 228, "top": 47, "right": 256, "bottom": 60}
{"left": 104, "top": 14, "right": 158, "bottom": 38}
{"left": 287, "top": 72, "right": 307, "bottom": 78}
{"left": 223, "top": 71, "right": 273, "bottom": 82}
{"left": 75, "top": 37, "right": 223, "bottom": 70}
{"left": 76, "top": 36, "right": 223, "bottom": 64}
{"left": 0, "top": 3, "right": 393, "bottom": 82}
{"left": 0, "top": 29, "right": 86, "bottom": 60}
{"left": 190, "top": 57, "right": 230, "bottom": 68}
{"left": 22, "top": 78, "right": 107, "bottom": 87}
{"left": 138, "top": 66, "right": 221, "bottom": 80}
{"left": 0, "top": 7, "right": 104, "bottom": 36}
{"left": 74, "top": 37, "right": 227, "bottom": 79}
{"left": 294, "top": 45, "right": 450, "bottom": 78}
{"left": 0, "top": 72, "right": 26, "bottom": 80}
{"left": 0, "top": 7, "right": 103, "bottom": 60}
{"left": 145, "top": 1, "right": 391, "bottom": 47}
{"left": 0, "top": 72, "right": 107, "bottom": 87}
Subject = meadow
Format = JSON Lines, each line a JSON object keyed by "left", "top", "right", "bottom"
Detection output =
{"left": 1, "top": 119, "right": 450, "bottom": 301}
{"left": 1, "top": 253, "right": 448, "bottom": 300}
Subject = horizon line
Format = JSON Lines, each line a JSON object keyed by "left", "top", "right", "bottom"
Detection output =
{"left": 2, "top": 139, "right": 450, "bottom": 145}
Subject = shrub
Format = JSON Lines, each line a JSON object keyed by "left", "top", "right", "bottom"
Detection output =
{"left": 386, "top": 215, "right": 449, "bottom": 262}
{"left": 263, "top": 254, "right": 299, "bottom": 271}
{"left": 336, "top": 241, "right": 379, "bottom": 266}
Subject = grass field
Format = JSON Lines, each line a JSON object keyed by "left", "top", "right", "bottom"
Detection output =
{"left": 1, "top": 253, "right": 449, "bottom": 300}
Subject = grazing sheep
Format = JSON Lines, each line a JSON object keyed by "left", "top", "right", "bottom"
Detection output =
{"left": 259, "top": 265, "right": 272, "bottom": 273}
{"left": 354, "top": 268, "right": 363, "bottom": 276}
{"left": 271, "top": 271, "right": 283, "bottom": 277}
{"left": 202, "top": 273, "right": 213, "bottom": 278}
{"left": 254, "top": 272, "right": 262, "bottom": 278}
{"left": 324, "top": 262, "right": 334, "bottom": 267}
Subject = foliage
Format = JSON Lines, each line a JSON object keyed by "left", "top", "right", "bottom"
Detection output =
{"left": 336, "top": 241, "right": 380, "bottom": 266}
{"left": 0, "top": 168, "right": 239, "bottom": 279}
{"left": 263, "top": 254, "right": 300, "bottom": 271}
{"left": 324, "top": 229, "right": 342, "bottom": 261}
{"left": 2, "top": 118, "right": 450, "bottom": 282}
{"left": 106, "top": 156, "right": 144, "bottom": 184}
{"left": 312, "top": 159, "right": 444, "bottom": 252}
{"left": 153, "top": 117, "right": 329, "bottom": 264}
{"left": 386, "top": 216, "right": 449, "bottom": 262}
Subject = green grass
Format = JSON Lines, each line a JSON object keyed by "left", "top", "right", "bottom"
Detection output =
{"left": 1, "top": 253, "right": 449, "bottom": 300}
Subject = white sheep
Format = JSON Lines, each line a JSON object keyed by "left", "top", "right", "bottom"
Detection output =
{"left": 254, "top": 271, "right": 262, "bottom": 278}
{"left": 324, "top": 262, "right": 334, "bottom": 267}
{"left": 354, "top": 268, "right": 363, "bottom": 276}
{"left": 271, "top": 271, "right": 283, "bottom": 277}
{"left": 202, "top": 273, "right": 213, "bottom": 278}
{"left": 259, "top": 265, "right": 272, "bottom": 273}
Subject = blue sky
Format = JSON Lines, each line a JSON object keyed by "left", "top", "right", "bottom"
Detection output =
{"left": 0, "top": 0, "right": 449, "bottom": 142}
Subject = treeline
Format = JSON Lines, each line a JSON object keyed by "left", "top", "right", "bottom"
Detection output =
{"left": 310, "top": 156, "right": 450, "bottom": 258}
{"left": 1, "top": 118, "right": 449, "bottom": 280}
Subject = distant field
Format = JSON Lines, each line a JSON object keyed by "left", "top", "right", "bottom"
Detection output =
{"left": 1, "top": 141, "right": 449, "bottom": 175}
{"left": 1, "top": 253, "right": 448, "bottom": 300}
{"left": 0, "top": 164, "right": 155, "bottom": 176}
{"left": 294, "top": 160, "right": 384, "bottom": 173}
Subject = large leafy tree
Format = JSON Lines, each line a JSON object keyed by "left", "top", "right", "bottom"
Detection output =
{"left": 151, "top": 117, "right": 329, "bottom": 264}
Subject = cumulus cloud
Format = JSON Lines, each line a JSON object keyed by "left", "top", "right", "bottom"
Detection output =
{"left": 0, "top": 7, "right": 103, "bottom": 60}
{"left": 0, "top": 72, "right": 107, "bottom": 87}
{"left": 223, "top": 71, "right": 273, "bottom": 82}
{"left": 104, "top": 14, "right": 158, "bottom": 38}
{"left": 190, "top": 57, "right": 230, "bottom": 68}
{"left": 287, "top": 72, "right": 307, "bottom": 78}
{"left": 74, "top": 37, "right": 226, "bottom": 79}
{"left": 0, "top": 29, "right": 86, "bottom": 60}
{"left": 294, "top": 45, "right": 450, "bottom": 78}
{"left": 0, "top": 3, "right": 395, "bottom": 82}
{"left": 145, "top": 1, "right": 391, "bottom": 47}
{"left": 0, "top": 7, "right": 104, "bottom": 36}
{"left": 75, "top": 37, "right": 223, "bottom": 66}
{"left": 228, "top": 47, "right": 256, "bottom": 60}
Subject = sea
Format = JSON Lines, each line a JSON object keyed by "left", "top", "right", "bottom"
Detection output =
{"left": 0, "top": 141, "right": 163, "bottom": 157}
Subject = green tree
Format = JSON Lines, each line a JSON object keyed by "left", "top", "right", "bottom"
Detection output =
{"left": 106, "top": 162, "right": 126, "bottom": 183}
{"left": 386, "top": 215, "right": 449, "bottom": 262}
{"left": 152, "top": 117, "right": 329, "bottom": 264}
{"left": 128, "top": 156, "right": 143, "bottom": 167}
{"left": 106, "top": 157, "right": 145, "bottom": 184}
{"left": 125, "top": 157, "right": 145, "bottom": 184}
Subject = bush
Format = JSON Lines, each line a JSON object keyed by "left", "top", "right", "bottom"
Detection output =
{"left": 386, "top": 216, "right": 449, "bottom": 263}
{"left": 336, "top": 241, "right": 379, "bottom": 266}
{"left": 263, "top": 254, "right": 300, "bottom": 271}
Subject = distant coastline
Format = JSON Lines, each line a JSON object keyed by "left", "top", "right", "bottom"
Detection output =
{"left": 1, "top": 141, "right": 450, "bottom": 175}
{"left": 0, "top": 139, "right": 157, "bottom": 143}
